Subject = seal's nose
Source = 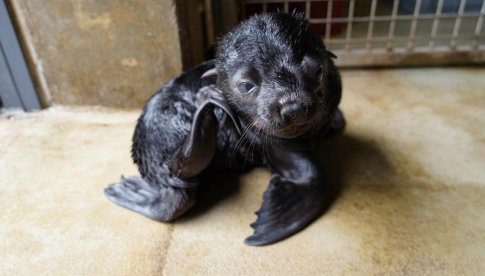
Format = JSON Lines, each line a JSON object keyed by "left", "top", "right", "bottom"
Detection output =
{"left": 280, "top": 103, "right": 306, "bottom": 123}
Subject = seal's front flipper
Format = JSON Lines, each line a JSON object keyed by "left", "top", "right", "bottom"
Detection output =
{"left": 244, "top": 175, "right": 325, "bottom": 246}
{"left": 104, "top": 176, "right": 195, "bottom": 221}
{"left": 173, "top": 84, "right": 243, "bottom": 178}
{"left": 170, "top": 99, "right": 219, "bottom": 179}
{"left": 197, "top": 85, "right": 242, "bottom": 135}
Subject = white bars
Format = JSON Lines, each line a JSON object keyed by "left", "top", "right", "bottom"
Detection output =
{"left": 407, "top": 0, "right": 422, "bottom": 51}
{"left": 473, "top": 0, "right": 485, "bottom": 50}
{"left": 325, "top": 0, "right": 333, "bottom": 47}
{"left": 387, "top": 0, "right": 400, "bottom": 52}
{"left": 429, "top": 0, "right": 444, "bottom": 49}
{"left": 366, "top": 0, "right": 378, "bottom": 51}
{"left": 345, "top": 0, "right": 355, "bottom": 52}
{"left": 450, "top": 0, "right": 467, "bottom": 50}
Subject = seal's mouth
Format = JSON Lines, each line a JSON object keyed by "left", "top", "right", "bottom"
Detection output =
{"left": 253, "top": 107, "right": 321, "bottom": 139}
{"left": 270, "top": 122, "right": 311, "bottom": 138}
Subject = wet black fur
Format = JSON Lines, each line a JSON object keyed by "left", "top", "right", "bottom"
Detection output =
{"left": 107, "top": 12, "right": 344, "bottom": 245}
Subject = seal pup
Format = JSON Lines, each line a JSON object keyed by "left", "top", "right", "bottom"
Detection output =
{"left": 104, "top": 12, "right": 345, "bottom": 246}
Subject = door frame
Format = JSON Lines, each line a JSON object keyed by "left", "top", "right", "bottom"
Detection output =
{"left": 0, "top": 1, "right": 40, "bottom": 110}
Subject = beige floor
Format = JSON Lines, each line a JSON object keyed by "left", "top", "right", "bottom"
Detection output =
{"left": 1, "top": 67, "right": 484, "bottom": 275}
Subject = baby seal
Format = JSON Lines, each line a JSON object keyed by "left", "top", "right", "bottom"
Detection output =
{"left": 104, "top": 12, "right": 345, "bottom": 246}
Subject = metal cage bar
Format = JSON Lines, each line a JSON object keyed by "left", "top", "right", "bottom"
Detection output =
{"left": 310, "top": 13, "right": 483, "bottom": 24}
{"left": 407, "top": 0, "right": 422, "bottom": 51}
{"left": 429, "top": 0, "right": 445, "bottom": 50}
{"left": 345, "top": 0, "right": 355, "bottom": 52}
{"left": 387, "top": 0, "right": 400, "bottom": 52}
{"left": 366, "top": 0, "right": 378, "bottom": 51}
{"left": 325, "top": 0, "right": 333, "bottom": 47}
{"left": 305, "top": 0, "right": 311, "bottom": 19}
{"left": 450, "top": 0, "right": 467, "bottom": 50}
{"left": 473, "top": 1, "right": 485, "bottom": 50}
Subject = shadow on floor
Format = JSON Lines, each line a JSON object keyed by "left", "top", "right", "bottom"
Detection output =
{"left": 317, "top": 132, "right": 396, "bottom": 215}
{"left": 180, "top": 170, "right": 243, "bottom": 220}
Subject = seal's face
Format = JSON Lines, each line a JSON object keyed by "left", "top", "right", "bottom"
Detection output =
{"left": 216, "top": 13, "right": 339, "bottom": 139}
{"left": 226, "top": 55, "right": 327, "bottom": 138}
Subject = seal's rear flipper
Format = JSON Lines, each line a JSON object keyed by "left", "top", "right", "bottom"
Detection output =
{"left": 104, "top": 176, "right": 195, "bottom": 221}
{"left": 244, "top": 175, "right": 325, "bottom": 246}
{"left": 104, "top": 86, "right": 226, "bottom": 221}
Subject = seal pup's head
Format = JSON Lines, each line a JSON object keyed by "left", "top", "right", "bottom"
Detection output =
{"left": 215, "top": 12, "right": 341, "bottom": 139}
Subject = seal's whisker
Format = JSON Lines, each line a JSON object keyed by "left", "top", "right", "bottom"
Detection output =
{"left": 264, "top": 128, "right": 271, "bottom": 162}
{"left": 230, "top": 113, "right": 264, "bottom": 165}
{"left": 230, "top": 118, "right": 256, "bottom": 160}
{"left": 243, "top": 125, "right": 259, "bottom": 168}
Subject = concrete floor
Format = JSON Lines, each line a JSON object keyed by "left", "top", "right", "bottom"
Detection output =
{"left": 1, "top": 67, "right": 484, "bottom": 275}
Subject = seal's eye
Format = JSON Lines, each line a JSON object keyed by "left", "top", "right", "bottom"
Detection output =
{"left": 238, "top": 82, "right": 256, "bottom": 94}
{"left": 314, "top": 65, "right": 323, "bottom": 78}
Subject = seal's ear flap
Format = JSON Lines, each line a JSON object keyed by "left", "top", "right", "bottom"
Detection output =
{"left": 327, "top": 50, "right": 337, "bottom": 59}
{"left": 201, "top": 68, "right": 218, "bottom": 79}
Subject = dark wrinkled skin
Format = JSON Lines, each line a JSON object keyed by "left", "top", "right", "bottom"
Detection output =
{"left": 104, "top": 12, "right": 345, "bottom": 246}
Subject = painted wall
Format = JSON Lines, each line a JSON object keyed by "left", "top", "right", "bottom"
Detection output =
{"left": 8, "top": 0, "right": 183, "bottom": 108}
